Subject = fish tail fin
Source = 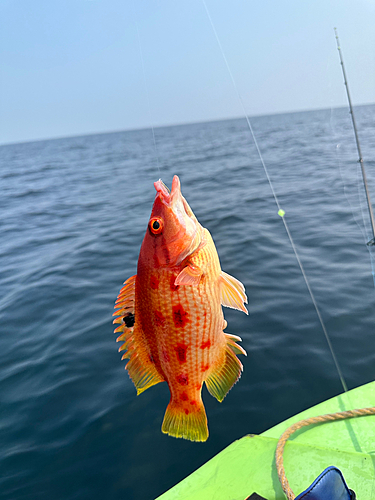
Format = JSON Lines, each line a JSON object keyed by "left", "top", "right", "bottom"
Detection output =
{"left": 162, "top": 398, "right": 208, "bottom": 442}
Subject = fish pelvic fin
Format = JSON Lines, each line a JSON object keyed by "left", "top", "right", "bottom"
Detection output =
{"left": 205, "top": 340, "right": 244, "bottom": 403}
{"left": 114, "top": 275, "right": 164, "bottom": 395}
{"left": 219, "top": 271, "right": 248, "bottom": 314}
{"left": 162, "top": 398, "right": 208, "bottom": 442}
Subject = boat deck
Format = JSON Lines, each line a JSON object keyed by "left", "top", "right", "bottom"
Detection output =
{"left": 157, "top": 381, "right": 375, "bottom": 499}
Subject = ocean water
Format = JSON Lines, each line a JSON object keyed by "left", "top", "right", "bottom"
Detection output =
{"left": 1, "top": 105, "right": 375, "bottom": 500}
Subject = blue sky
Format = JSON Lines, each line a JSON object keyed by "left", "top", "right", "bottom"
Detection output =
{"left": 1, "top": 0, "right": 374, "bottom": 144}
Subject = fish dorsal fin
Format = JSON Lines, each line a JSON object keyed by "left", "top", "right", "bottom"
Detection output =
{"left": 113, "top": 275, "right": 136, "bottom": 323}
{"left": 113, "top": 275, "right": 164, "bottom": 394}
{"left": 219, "top": 271, "right": 248, "bottom": 314}
{"left": 175, "top": 264, "right": 203, "bottom": 286}
{"left": 205, "top": 343, "right": 244, "bottom": 403}
{"left": 123, "top": 336, "right": 164, "bottom": 395}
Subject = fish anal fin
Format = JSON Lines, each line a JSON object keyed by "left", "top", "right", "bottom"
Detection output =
{"left": 175, "top": 264, "right": 203, "bottom": 286}
{"left": 219, "top": 271, "right": 248, "bottom": 314}
{"left": 162, "top": 398, "right": 208, "bottom": 442}
{"left": 225, "top": 333, "right": 247, "bottom": 356}
{"left": 205, "top": 344, "right": 243, "bottom": 402}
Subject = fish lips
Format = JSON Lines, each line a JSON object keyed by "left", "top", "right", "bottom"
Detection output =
{"left": 154, "top": 175, "right": 180, "bottom": 206}
{"left": 151, "top": 176, "right": 200, "bottom": 266}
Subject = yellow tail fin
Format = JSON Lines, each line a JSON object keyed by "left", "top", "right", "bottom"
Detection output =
{"left": 162, "top": 399, "right": 208, "bottom": 442}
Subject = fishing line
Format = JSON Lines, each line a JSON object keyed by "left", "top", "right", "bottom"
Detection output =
{"left": 201, "top": 0, "right": 348, "bottom": 393}
{"left": 352, "top": 151, "right": 375, "bottom": 287}
{"left": 356, "top": 174, "right": 375, "bottom": 288}
{"left": 330, "top": 113, "right": 370, "bottom": 245}
{"left": 332, "top": 29, "right": 375, "bottom": 288}
{"left": 133, "top": 0, "right": 161, "bottom": 175}
{"left": 334, "top": 28, "right": 375, "bottom": 245}
{"left": 335, "top": 138, "right": 375, "bottom": 288}
{"left": 335, "top": 142, "right": 369, "bottom": 242}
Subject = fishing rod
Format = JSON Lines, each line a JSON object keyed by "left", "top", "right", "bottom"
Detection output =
{"left": 334, "top": 27, "right": 375, "bottom": 246}
{"left": 202, "top": 0, "right": 349, "bottom": 394}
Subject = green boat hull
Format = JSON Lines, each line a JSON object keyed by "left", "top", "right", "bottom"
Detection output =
{"left": 157, "top": 381, "right": 375, "bottom": 499}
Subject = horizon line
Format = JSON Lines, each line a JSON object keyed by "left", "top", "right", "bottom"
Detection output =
{"left": 1, "top": 101, "right": 374, "bottom": 148}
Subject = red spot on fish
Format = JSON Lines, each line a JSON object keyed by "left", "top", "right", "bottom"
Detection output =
{"left": 177, "top": 374, "right": 189, "bottom": 386}
{"left": 201, "top": 364, "right": 209, "bottom": 372}
{"left": 200, "top": 340, "right": 211, "bottom": 349}
{"left": 172, "top": 305, "right": 188, "bottom": 328}
{"left": 190, "top": 400, "right": 197, "bottom": 406}
{"left": 180, "top": 392, "right": 189, "bottom": 401}
{"left": 184, "top": 409, "right": 189, "bottom": 415}
{"left": 196, "top": 383, "right": 201, "bottom": 391}
{"left": 150, "top": 276, "right": 159, "bottom": 289}
{"left": 170, "top": 275, "right": 179, "bottom": 291}
{"left": 162, "top": 350, "right": 170, "bottom": 362}
{"left": 154, "top": 310, "right": 165, "bottom": 326}
{"left": 152, "top": 247, "right": 160, "bottom": 268}
{"left": 161, "top": 237, "right": 171, "bottom": 265}
{"left": 175, "top": 344, "right": 187, "bottom": 363}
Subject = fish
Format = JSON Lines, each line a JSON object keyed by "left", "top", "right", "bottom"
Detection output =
{"left": 113, "top": 175, "right": 248, "bottom": 442}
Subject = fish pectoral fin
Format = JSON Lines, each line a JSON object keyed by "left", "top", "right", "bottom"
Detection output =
{"left": 175, "top": 264, "right": 203, "bottom": 286}
{"left": 162, "top": 398, "right": 208, "bottom": 442}
{"left": 219, "top": 271, "right": 248, "bottom": 314}
{"left": 205, "top": 344, "right": 243, "bottom": 402}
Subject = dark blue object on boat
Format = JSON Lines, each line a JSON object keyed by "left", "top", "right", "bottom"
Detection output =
{"left": 295, "top": 466, "right": 355, "bottom": 500}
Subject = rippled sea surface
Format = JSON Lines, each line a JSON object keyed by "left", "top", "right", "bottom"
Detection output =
{"left": 1, "top": 105, "right": 375, "bottom": 500}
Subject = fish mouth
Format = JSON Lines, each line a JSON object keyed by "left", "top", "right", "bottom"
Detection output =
{"left": 154, "top": 175, "right": 180, "bottom": 205}
{"left": 152, "top": 175, "right": 202, "bottom": 265}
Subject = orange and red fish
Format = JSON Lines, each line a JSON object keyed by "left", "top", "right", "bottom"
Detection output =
{"left": 113, "top": 175, "right": 247, "bottom": 442}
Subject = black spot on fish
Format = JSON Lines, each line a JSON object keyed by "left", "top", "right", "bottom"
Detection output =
{"left": 124, "top": 312, "right": 135, "bottom": 328}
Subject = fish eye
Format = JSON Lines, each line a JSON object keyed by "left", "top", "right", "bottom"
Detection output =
{"left": 149, "top": 217, "right": 163, "bottom": 235}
